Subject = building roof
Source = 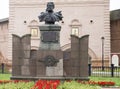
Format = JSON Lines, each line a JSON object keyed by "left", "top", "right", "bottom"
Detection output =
{"left": 0, "top": 18, "right": 9, "bottom": 23}
{"left": 110, "top": 9, "right": 120, "bottom": 21}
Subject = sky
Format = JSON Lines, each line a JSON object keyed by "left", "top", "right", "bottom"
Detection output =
{"left": 0, "top": 0, "right": 120, "bottom": 19}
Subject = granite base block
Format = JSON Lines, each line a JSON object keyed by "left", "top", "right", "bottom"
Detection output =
{"left": 11, "top": 76, "right": 89, "bottom": 81}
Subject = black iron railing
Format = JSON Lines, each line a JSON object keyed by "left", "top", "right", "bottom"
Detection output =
{"left": 88, "top": 64, "right": 120, "bottom": 77}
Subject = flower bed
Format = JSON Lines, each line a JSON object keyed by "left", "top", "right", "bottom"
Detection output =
{"left": 0, "top": 80, "right": 116, "bottom": 89}
{"left": 78, "top": 80, "right": 115, "bottom": 86}
{"left": 97, "top": 81, "right": 115, "bottom": 86}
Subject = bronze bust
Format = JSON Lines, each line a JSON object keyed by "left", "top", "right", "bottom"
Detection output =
{"left": 38, "top": 2, "right": 63, "bottom": 24}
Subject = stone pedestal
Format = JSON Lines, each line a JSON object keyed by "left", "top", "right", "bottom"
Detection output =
{"left": 36, "top": 24, "right": 63, "bottom": 77}
{"left": 39, "top": 24, "right": 61, "bottom": 50}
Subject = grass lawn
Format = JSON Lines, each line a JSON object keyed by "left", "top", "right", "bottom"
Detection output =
{"left": 0, "top": 74, "right": 11, "bottom": 80}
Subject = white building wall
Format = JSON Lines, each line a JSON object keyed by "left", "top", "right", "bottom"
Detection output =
{"left": 0, "top": 22, "right": 9, "bottom": 60}
{"left": 9, "top": 0, "right": 110, "bottom": 62}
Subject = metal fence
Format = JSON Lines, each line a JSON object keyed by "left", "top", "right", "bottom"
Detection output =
{"left": 89, "top": 64, "right": 120, "bottom": 77}
{"left": 0, "top": 63, "right": 10, "bottom": 74}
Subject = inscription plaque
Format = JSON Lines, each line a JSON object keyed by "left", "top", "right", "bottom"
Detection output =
{"left": 42, "top": 32, "right": 58, "bottom": 42}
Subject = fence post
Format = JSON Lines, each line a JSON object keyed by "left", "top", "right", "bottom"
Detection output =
{"left": 88, "top": 64, "right": 91, "bottom": 76}
{"left": 1, "top": 63, "right": 4, "bottom": 74}
{"left": 111, "top": 64, "right": 114, "bottom": 77}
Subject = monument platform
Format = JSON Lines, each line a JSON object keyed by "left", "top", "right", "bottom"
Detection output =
{"left": 11, "top": 76, "right": 89, "bottom": 81}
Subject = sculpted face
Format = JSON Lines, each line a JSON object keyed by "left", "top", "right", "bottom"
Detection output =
{"left": 46, "top": 2, "right": 55, "bottom": 12}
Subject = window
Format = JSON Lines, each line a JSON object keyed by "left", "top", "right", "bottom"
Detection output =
{"left": 70, "top": 19, "right": 81, "bottom": 37}
{"left": 71, "top": 27, "right": 79, "bottom": 36}
{"left": 29, "top": 20, "right": 39, "bottom": 38}
{"left": 31, "top": 28, "right": 38, "bottom": 37}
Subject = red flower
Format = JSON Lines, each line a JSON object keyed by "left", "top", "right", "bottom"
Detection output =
{"left": 31, "top": 80, "right": 60, "bottom": 89}
{"left": 97, "top": 81, "right": 115, "bottom": 86}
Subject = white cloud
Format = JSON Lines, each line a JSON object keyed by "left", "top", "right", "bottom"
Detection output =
{"left": 0, "top": 0, "right": 9, "bottom": 19}
{"left": 110, "top": 0, "right": 120, "bottom": 10}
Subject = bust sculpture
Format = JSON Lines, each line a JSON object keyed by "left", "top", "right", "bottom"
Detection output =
{"left": 38, "top": 2, "right": 63, "bottom": 24}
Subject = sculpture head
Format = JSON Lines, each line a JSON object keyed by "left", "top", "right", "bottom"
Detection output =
{"left": 46, "top": 2, "right": 55, "bottom": 12}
